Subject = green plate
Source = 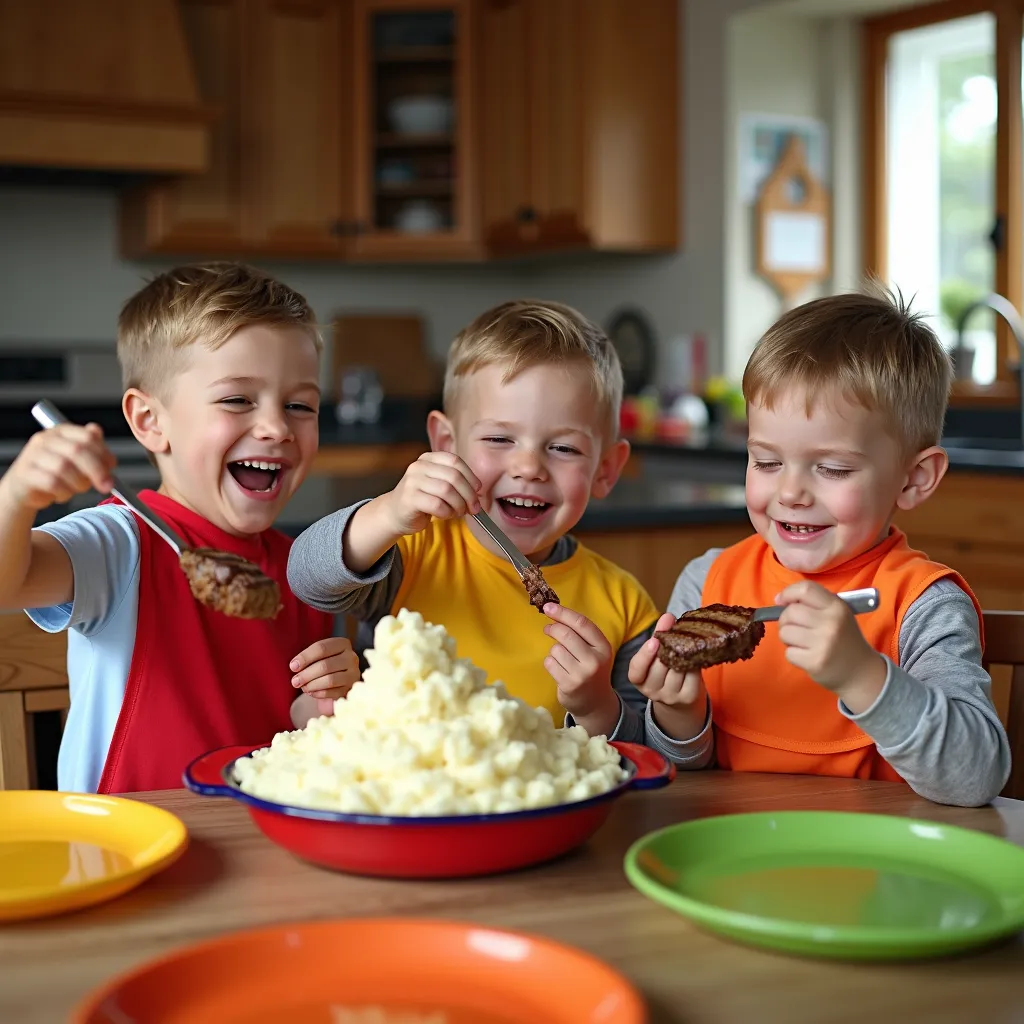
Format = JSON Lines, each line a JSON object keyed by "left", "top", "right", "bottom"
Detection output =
{"left": 624, "top": 811, "right": 1024, "bottom": 960}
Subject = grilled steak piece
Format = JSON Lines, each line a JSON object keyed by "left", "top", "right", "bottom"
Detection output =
{"left": 179, "top": 548, "right": 281, "bottom": 620}
{"left": 654, "top": 603, "right": 765, "bottom": 672}
{"left": 522, "top": 564, "right": 559, "bottom": 612}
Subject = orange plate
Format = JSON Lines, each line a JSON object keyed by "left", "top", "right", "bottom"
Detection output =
{"left": 74, "top": 917, "right": 646, "bottom": 1024}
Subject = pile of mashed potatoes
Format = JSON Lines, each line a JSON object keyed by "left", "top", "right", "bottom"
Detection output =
{"left": 234, "top": 609, "right": 627, "bottom": 815}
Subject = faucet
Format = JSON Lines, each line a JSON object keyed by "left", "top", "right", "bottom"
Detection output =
{"left": 956, "top": 292, "right": 1024, "bottom": 443}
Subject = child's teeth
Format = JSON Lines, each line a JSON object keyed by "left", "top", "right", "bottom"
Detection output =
{"left": 241, "top": 460, "right": 279, "bottom": 471}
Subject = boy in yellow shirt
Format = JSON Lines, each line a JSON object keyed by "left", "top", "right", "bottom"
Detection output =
{"left": 288, "top": 300, "right": 694, "bottom": 760}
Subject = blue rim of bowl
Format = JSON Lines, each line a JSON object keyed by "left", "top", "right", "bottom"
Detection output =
{"left": 185, "top": 748, "right": 641, "bottom": 827}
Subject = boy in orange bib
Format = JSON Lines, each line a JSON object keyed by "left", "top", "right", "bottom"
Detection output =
{"left": 629, "top": 290, "right": 1010, "bottom": 806}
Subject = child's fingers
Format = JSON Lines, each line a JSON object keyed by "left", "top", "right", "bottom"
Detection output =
{"left": 627, "top": 636, "right": 663, "bottom": 685}
{"left": 303, "top": 678, "right": 354, "bottom": 700}
{"left": 291, "top": 649, "right": 359, "bottom": 685}
{"left": 417, "top": 451, "right": 481, "bottom": 493}
{"left": 775, "top": 580, "right": 831, "bottom": 608}
{"left": 289, "top": 638, "right": 346, "bottom": 673}
{"left": 542, "top": 605, "right": 610, "bottom": 655}
{"left": 416, "top": 474, "right": 477, "bottom": 517}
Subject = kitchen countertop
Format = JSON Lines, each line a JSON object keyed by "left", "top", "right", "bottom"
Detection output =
{"left": 275, "top": 472, "right": 750, "bottom": 538}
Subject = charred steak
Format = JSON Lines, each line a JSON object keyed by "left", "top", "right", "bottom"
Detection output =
{"left": 654, "top": 603, "right": 764, "bottom": 672}
{"left": 521, "top": 564, "right": 559, "bottom": 612}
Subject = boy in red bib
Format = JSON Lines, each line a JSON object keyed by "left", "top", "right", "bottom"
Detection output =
{"left": 0, "top": 264, "right": 354, "bottom": 793}
{"left": 629, "top": 290, "right": 1011, "bottom": 806}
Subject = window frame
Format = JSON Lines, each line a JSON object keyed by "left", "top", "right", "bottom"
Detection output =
{"left": 863, "top": 0, "right": 1024, "bottom": 405}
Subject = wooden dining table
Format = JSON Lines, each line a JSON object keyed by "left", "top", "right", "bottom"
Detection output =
{"left": 3, "top": 771, "right": 1023, "bottom": 1024}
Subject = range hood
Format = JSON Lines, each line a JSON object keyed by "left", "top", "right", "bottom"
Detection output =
{"left": 0, "top": 0, "right": 211, "bottom": 175}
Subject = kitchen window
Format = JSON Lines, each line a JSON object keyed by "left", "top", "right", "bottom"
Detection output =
{"left": 864, "top": 0, "right": 1024, "bottom": 402}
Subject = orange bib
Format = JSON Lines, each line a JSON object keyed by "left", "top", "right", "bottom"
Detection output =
{"left": 702, "top": 528, "right": 982, "bottom": 782}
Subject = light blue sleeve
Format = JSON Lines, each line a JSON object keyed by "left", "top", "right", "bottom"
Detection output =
{"left": 27, "top": 505, "right": 140, "bottom": 636}
{"left": 25, "top": 506, "right": 142, "bottom": 793}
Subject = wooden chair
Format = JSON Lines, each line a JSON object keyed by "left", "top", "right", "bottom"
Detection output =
{"left": 982, "top": 610, "right": 1024, "bottom": 800}
{"left": 0, "top": 613, "right": 68, "bottom": 789}
{"left": 0, "top": 610, "right": 1021, "bottom": 797}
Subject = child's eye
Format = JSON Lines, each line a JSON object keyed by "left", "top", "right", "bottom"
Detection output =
{"left": 286, "top": 402, "right": 317, "bottom": 414}
{"left": 482, "top": 436, "right": 512, "bottom": 444}
{"left": 751, "top": 459, "right": 781, "bottom": 472}
{"left": 219, "top": 396, "right": 252, "bottom": 407}
{"left": 818, "top": 466, "right": 853, "bottom": 480}
{"left": 550, "top": 444, "right": 582, "bottom": 455}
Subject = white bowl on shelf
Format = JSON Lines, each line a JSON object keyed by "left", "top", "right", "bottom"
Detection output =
{"left": 388, "top": 95, "right": 453, "bottom": 136}
{"left": 394, "top": 199, "right": 444, "bottom": 234}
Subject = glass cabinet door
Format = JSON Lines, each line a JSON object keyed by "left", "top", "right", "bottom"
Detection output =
{"left": 350, "top": 0, "right": 478, "bottom": 258}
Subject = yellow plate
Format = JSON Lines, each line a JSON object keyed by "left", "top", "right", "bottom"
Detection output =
{"left": 0, "top": 791, "right": 188, "bottom": 922}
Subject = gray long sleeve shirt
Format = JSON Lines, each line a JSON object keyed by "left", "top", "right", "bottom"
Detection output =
{"left": 286, "top": 503, "right": 704, "bottom": 766}
{"left": 662, "top": 550, "right": 1011, "bottom": 807}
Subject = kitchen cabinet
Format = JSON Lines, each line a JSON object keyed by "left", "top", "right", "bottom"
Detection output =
{"left": 121, "top": 0, "right": 347, "bottom": 258}
{"left": 480, "top": 0, "right": 679, "bottom": 256}
{"left": 121, "top": 0, "right": 479, "bottom": 261}
{"left": 345, "top": 0, "right": 480, "bottom": 260}
{"left": 122, "top": 0, "right": 677, "bottom": 262}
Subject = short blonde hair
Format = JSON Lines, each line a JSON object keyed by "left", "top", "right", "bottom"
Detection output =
{"left": 443, "top": 300, "right": 623, "bottom": 436}
{"left": 118, "top": 262, "right": 321, "bottom": 394}
{"left": 743, "top": 287, "right": 952, "bottom": 454}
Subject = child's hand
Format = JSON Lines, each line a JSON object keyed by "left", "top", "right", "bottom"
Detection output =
{"left": 542, "top": 604, "right": 619, "bottom": 732}
{"left": 776, "top": 581, "right": 886, "bottom": 713}
{"left": 628, "top": 613, "right": 707, "bottom": 740}
{"left": 627, "top": 614, "right": 705, "bottom": 706}
{"left": 0, "top": 423, "right": 116, "bottom": 511}
{"left": 289, "top": 637, "right": 360, "bottom": 716}
{"left": 383, "top": 452, "right": 481, "bottom": 536}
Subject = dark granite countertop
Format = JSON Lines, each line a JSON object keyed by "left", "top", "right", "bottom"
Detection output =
{"left": 273, "top": 472, "right": 750, "bottom": 538}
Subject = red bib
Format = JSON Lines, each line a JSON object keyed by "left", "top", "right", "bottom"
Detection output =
{"left": 97, "top": 491, "right": 332, "bottom": 793}
{"left": 701, "top": 528, "right": 982, "bottom": 782}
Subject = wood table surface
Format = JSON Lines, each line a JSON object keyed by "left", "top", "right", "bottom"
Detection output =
{"left": 3, "top": 772, "right": 1024, "bottom": 1024}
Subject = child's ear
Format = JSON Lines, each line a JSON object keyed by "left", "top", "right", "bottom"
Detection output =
{"left": 426, "top": 410, "right": 456, "bottom": 453}
{"left": 896, "top": 446, "right": 948, "bottom": 511}
{"left": 123, "top": 389, "right": 170, "bottom": 455}
{"left": 591, "top": 439, "right": 631, "bottom": 499}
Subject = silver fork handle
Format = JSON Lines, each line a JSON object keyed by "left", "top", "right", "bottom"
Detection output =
{"left": 31, "top": 399, "right": 188, "bottom": 556}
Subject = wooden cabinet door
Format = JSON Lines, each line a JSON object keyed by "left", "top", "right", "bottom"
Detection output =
{"left": 120, "top": 0, "right": 251, "bottom": 256}
{"left": 480, "top": 0, "right": 532, "bottom": 247}
{"left": 251, "top": 0, "right": 347, "bottom": 256}
{"left": 346, "top": 0, "right": 480, "bottom": 260}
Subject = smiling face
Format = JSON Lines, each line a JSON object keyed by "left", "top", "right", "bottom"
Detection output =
{"left": 127, "top": 323, "right": 321, "bottom": 537}
{"left": 745, "top": 388, "right": 919, "bottom": 574}
{"left": 430, "top": 361, "right": 629, "bottom": 562}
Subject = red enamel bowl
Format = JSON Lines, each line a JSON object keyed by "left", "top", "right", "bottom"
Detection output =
{"left": 184, "top": 741, "right": 674, "bottom": 879}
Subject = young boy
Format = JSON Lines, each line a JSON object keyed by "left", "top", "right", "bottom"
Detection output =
{"left": 0, "top": 263, "right": 358, "bottom": 794}
{"left": 628, "top": 289, "right": 1011, "bottom": 806}
{"left": 287, "top": 300, "right": 694, "bottom": 762}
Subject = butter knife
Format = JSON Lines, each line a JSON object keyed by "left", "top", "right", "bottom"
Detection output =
{"left": 472, "top": 510, "right": 533, "bottom": 578}
{"left": 752, "top": 587, "right": 880, "bottom": 623}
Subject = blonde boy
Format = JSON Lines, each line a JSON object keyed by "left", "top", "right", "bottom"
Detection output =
{"left": 0, "top": 263, "right": 357, "bottom": 793}
{"left": 288, "top": 300, "right": 694, "bottom": 760}
{"left": 628, "top": 290, "right": 1011, "bottom": 806}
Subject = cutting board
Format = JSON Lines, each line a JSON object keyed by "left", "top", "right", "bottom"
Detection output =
{"left": 331, "top": 314, "right": 441, "bottom": 398}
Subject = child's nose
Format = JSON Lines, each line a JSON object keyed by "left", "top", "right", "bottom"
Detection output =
{"left": 253, "top": 407, "right": 293, "bottom": 441}
{"left": 510, "top": 447, "right": 546, "bottom": 479}
{"left": 777, "top": 471, "right": 812, "bottom": 507}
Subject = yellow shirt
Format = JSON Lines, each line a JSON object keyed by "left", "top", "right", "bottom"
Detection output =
{"left": 393, "top": 518, "right": 659, "bottom": 722}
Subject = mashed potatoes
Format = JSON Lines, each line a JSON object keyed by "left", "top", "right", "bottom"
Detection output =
{"left": 234, "top": 609, "right": 627, "bottom": 815}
